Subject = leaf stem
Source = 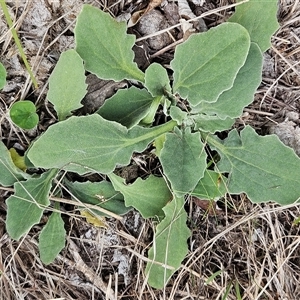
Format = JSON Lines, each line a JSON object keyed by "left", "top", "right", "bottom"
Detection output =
{"left": 131, "top": 120, "right": 177, "bottom": 144}
{"left": 0, "top": 0, "right": 38, "bottom": 88}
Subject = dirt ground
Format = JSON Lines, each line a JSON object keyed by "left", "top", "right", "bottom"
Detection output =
{"left": 0, "top": 0, "right": 300, "bottom": 299}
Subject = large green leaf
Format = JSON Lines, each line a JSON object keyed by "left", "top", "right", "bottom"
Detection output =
{"left": 191, "top": 170, "right": 227, "bottom": 200}
{"left": 27, "top": 114, "right": 177, "bottom": 175}
{"left": 0, "top": 141, "right": 27, "bottom": 186}
{"left": 145, "top": 196, "right": 190, "bottom": 289}
{"left": 192, "top": 43, "right": 263, "bottom": 119}
{"left": 97, "top": 87, "right": 154, "bottom": 128}
{"left": 160, "top": 127, "right": 207, "bottom": 196}
{"left": 207, "top": 126, "right": 300, "bottom": 205}
{"left": 6, "top": 169, "right": 58, "bottom": 240}
{"left": 75, "top": 5, "right": 144, "bottom": 82}
{"left": 47, "top": 49, "right": 87, "bottom": 121}
{"left": 171, "top": 22, "right": 250, "bottom": 106}
{"left": 0, "top": 62, "right": 7, "bottom": 89}
{"left": 108, "top": 173, "right": 172, "bottom": 219}
{"left": 39, "top": 208, "right": 66, "bottom": 265}
{"left": 65, "top": 180, "right": 130, "bottom": 216}
{"left": 228, "top": 0, "right": 279, "bottom": 52}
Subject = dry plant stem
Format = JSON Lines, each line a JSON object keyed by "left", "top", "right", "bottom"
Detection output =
{"left": 0, "top": 0, "right": 30, "bottom": 51}
{"left": 64, "top": 239, "right": 116, "bottom": 300}
{"left": 150, "top": 38, "right": 183, "bottom": 58}
{"left": 135, "top": 0, "right": 249, "bottom": 43}
{"left": 243, "top": 108, "right": 274, "bottom": 116}
{"left": 260, "top": 55, "right": 300, "bottom": 109}
{"left": 0, "top": 0, "right": 38, "bottom": 88}
{"left": 22, "top": 12, "right": 78, "bottom": 100}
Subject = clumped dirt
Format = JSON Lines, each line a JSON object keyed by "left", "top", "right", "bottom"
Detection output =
{"left": 1, "top": 1, "right": 300, "bottom": 300}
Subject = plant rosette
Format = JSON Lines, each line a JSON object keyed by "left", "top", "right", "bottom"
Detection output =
{"left": 2, "top": 0, "right": 298, "bottom": 290}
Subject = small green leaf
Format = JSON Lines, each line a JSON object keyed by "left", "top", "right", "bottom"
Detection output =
{"left": 146, "top": 196, "right": 190, "bottom": 289}
{"left": 10, "top": 101, "right": 39, "bottom": 129}
{"left": 171, "top": 22, "right": 250, "bottom": 106}
{"left": 192, "top": 43, "right": 263, "bottom": 119}
{"left": 293, "top": 216, "right": 300, "bottom": 226}
{"left": 108, "top": 173, "right": 172, "bottom": 219}
{"left": 160, "top": 127, "right": 207, "bottom": 196}
{"left": 65, "top": 180, "right": 130, "bottom": 216}
{"left": 0, "top": 62, "right": 6, "bottom": 89}
{"left": 47, "top": 49, "right": 87, "bottom": 121}
{"left": 154, "top": 134, "right": 166, "bottom": 157}
{"left": 192, "top": 170, "right": 227, "bottom": 200}
{"left": 169, "top": 106, "right": 188, "bottom": 125}
{"left": 193, "top": 114, "right": 235, "bottom": 133}
{"left": 228, "top": 0, "right": 279, "bottom": 52}
{"left": 207, "top": 126, "right": 300, "bottom": 205}
{"left": 9, "top": 148, "right": 26, "bottom": 171}
{"left": 139, "top": 96, "right": 161, "bottom": 126}
{"left": 27, "top": 114, "right": 177, "bottom": 175}
{"left": 75, "top": 5, "right": 144, "bottom": 82}
{"left": 0, "top": 141, "right": 27, "bottom": 186}
{"left": 144, "top": 63, "right": 171, "bottom": 97}
{"left": 97, "top": 87, "right": 154, "bottom": 128}
{"left": 39, "top": 209, "right": 66, "bottom": 265}
{"left": 6, "top": 169, "right": 58, "bottom": 240}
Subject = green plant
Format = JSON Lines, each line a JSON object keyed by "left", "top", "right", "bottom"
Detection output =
{"left": 1, "top": 0, "right": 299, "bottom": 290}
{"left": 10, "top": 100, "right": 39, "bottom": 129}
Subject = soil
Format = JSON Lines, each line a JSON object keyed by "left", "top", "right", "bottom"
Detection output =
{"left": 1, "top": 1, "right": 300, "bottom": 300}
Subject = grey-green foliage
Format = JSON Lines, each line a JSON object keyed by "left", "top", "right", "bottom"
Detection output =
{"left": 3, "top": 0, "right": 293, "bottom": 290}
{"left": 47, "top": 49, "right": 87, "bottom": 121}
{"left": 39, "top": 207, "right": 66, "bottom": 265}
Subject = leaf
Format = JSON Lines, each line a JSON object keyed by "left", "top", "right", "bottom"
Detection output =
{"left": 192, "top": 197, "right": 222, "bottom": 216}
{"left": 10, "top": 101, "right": 39, "bottom": 129}
{"left": 207, "top": 126, "right": 300, "bottom": 205}
{"left": 9, "top": 148, "right": 26, "bottom": 172}
{"left": 80, "top": 210, "right": 107, "bottom": 227}
{"left": 108, "top": 173, "right": 172, "bottom": 219}
{"left": 39, "top": 209, "right": 66, "bottom": 265}
{"left": 0, "top": 141, "right": 27, "bottom": 186}
{"left": 169, "top": 106, "right": 188, "bottom": 125}
{"left": 192, "top": 43, "right": 263, "bottom": 119}
{"left": 0, "top": 62, "right": 6, "bottom": 89}
{"left": 139, "top": 96, "right": 161, "bottom": 126}
{"left": 6, "top": 169, "right": 58, "bottom": 240}
{"left": 75, "top": 4, "right": 144, "bottom": 82}
{"left": 171, "top": 22, "right": 250, "bottom": 106}
{"left": 154, "top": 134, "right": 166, "bottom": 157}
{"left": 27, "top": 114, "right": 177, "bottom": 175}
{"left": 47, "top": 49, "right": 87, "bottom": 121}
{"left": 97, "top": 87, "right": 155, "bottom": 128}
{"left": 65, "top": 180, "right": 130, "bottom": 216}
{"left": 228, "top": 0, "right": 279, "bottom": 52}
{"left": 144, "top": 63, "right": 171, "bottom": 97}
{"left": 193, "top": 114, "right": 235, "bottom": 133}
{"left": 191, "top": 170, "right": 227, "bottom": 200}
{"left": 145, "top": 196, "right": 190, "bottom": 289}
{"left": 160, "top": 127, "right": 207, "bottom": 196}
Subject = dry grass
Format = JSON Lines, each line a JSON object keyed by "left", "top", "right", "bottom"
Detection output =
{"left": 1, "top": 1, "right": 300, "bottom": 299}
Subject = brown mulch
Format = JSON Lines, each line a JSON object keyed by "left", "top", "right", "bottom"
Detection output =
{"left": 1, "top": 1, "right": 300, "bottom": 299}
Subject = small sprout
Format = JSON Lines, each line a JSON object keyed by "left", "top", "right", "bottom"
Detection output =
{"left": 10, "top": 101, "right": 39, "bottom": 130}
